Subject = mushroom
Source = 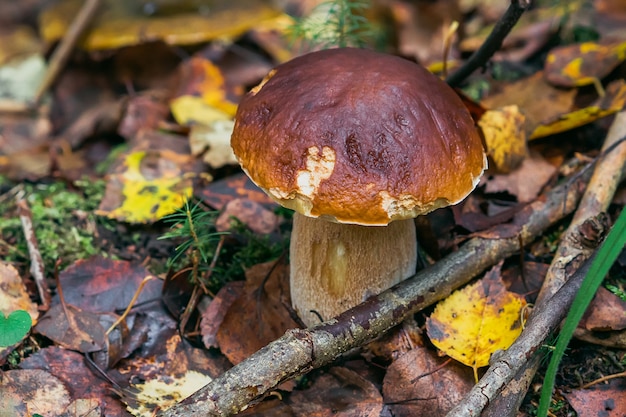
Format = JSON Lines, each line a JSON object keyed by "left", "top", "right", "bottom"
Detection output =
{"left": 231, "top": 48, "right": 487, "bottom": 326}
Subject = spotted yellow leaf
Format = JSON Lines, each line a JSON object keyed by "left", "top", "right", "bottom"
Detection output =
{"left": 426, "top": 263, "right": 526, "bottom": 382}
{"left": 478, "top": 105, "right": 527, "bottom": 173}
{"left": 96, "top": 150, "right": 193, "bottom": 223}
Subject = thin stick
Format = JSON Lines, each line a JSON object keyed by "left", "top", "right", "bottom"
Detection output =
{"left": 16, "top": 196, "right": 50, "bottom": 309}
{"left": 446, "top": 0, "right": 531, "bottom": 87}
{"left": 32, "top": 0, "right": 102, "bottom": 105}
{"left": 106, "top": 275, "right": 155, "bottom": 336}
{"left": 159, "top": 160, "right": 592, "bottom": 417}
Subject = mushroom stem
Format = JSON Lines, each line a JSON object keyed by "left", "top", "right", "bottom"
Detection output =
{"left": 290, "top": 212, "right": 418, "bottom": 326}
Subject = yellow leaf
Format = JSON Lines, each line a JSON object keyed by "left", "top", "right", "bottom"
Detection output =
{"left": 170, "top": 95, "right": 232, "bottom": 126}
{"left": 39, "top": 0, "right": 280, "bottom": 51}
{"left": 478, "top": 105, "right": 527, "bottom": 173}
{"left": 530, "top": 79, "right": 626, "bottom": 139}
{"left": 426, "top": 264, "right": 526, "bottom": 381}
{"left": 96, "top": 150, "right": 193, "bottom": 223}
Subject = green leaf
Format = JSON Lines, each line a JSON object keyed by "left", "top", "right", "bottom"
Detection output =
{"left": 0, "top": 310, "right": 33, "bottom": 347}
{"left": 537, "top": 209, "right": 626, "bottom": 416}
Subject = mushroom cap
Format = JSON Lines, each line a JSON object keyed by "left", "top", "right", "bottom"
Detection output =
{"left": 231, "top": 48, "right": 487, "bottom": 225}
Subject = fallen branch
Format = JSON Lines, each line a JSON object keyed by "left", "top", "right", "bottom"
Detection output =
{"left": 160, "top": 160, "right": 592, "bottom": 417}
{"left": 450, "top": 114, "right": 626, "bottom": 417}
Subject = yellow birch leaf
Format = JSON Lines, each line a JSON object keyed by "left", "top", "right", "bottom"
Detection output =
{"left": 426, "top": 263, "right": 526, "bottom": 381}
{"left": 96, "top": 150, "right": 193, "bottom": 223}
{"left": 477, "top": 105, "right": 527, "bottom": 173}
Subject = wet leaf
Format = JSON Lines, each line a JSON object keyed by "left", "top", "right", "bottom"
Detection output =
{"left": 197, "top": 172, "right": 277, "bottom": 211}
{"left": 96, "top": 149, "right": 194, "bottom": 223}
{"left": 478, "top": 105, "right": 527, "bottom": 173}
{"left": 216, "top": 198, "right": 280, "bottom": 234}
{"left": 426, "top": 262, "right": 526, "bottom": 380}
{"left": 544, "top": 41, "right": 626, "bottom": 88}
{"left": 200, "top": 281, "right": 245, "bottom": 349}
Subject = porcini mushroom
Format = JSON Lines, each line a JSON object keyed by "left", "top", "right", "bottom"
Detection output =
{"left": 231, "top": 48, "right": 486, "bottom": 326}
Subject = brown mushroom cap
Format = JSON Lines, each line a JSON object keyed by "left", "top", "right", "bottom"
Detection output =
{"left": 231, "top": 48, "right": 486, "bottom": 225}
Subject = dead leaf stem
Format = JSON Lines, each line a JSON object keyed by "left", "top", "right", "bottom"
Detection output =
{"left": 159, "top": 159, "right": 593, "bottom": 417}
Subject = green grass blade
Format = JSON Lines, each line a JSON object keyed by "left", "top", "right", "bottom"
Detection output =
{"left": 537, "top": 209, "right": 626, "bottom": 416}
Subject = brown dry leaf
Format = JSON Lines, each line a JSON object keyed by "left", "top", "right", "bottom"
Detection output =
{"left": 382, "top": 346, "right": 474, "bottom": 417}
{"left": 56, "top": 256, "right": 161, "bottom": 313}
{"left": 0, "top": 369, "right": 71, "bottom": 417}
{"left": 216, "top": 198, "right": 280, "bottom": 234}
{"left": 20, "top": 346, "right": 130, "bottom": 416}
{"left": 484, "top": 150, "right": 557, "bottom": 203}
{"left": 39, "top": 0, "right": 281, "bottom": 51}
{"left": 478, "top": 105, "right": 527, "bottom": 173}
{"left": 289, "top": 367, "right": 383, "bottom": 417}
{"left": 426, "top": 262, "right": 526, "bottom": 380}
{"left": 34, "top": 303, "right": 106, "bottom": 353}
{"left": 0, "top": 261, "right": 39, "bottom": 324}
{"left": 362, "top": 318, "right": 423, "bottom": 363}
{"left": 198, "top": 172, "right": 278, "bottom": 211}
{"left": 544, "top": 41, "right": 626, "bottom": 88}
{"left": 390, "top": 0, "right": 462, "bottom": 67}
{"left": 216, "top": 260, "right": 299, "bottom": 364}
{"left": 580, "top": 287, "right": 626, "bottom": 331}
{"left": 481, "top": 71, "right": 577, "bottom": 137}
{"left": 117, "top": 90, "right": 171, "bottom": 140}
{"left": 530, "top": 79, "right": 626, "bottom": 139}
{"left": 189, "top": 120, "right": 238, "bottom": 169}
{"left": 200, "top": 281, "right": 245, "bottom": 349}
{"left": 0, "top": 25, "right": 42, "bottom": 65}
{"left": 563, "top": 378, "right": 626, "bottom": 416}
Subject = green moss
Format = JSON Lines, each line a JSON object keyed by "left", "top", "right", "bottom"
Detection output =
{"left": 0, "top": 177, "right": 109, "bottom": 273}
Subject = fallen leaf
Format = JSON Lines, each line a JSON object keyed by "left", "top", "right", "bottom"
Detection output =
{"left": 0, "top": 369, "right": 71, "bottom": 417}
{"left": 40, "top": 0, "right": 281, "bottom": 51}
{"left": 426, "top": 262, "right": 526, "bottom": 380}
{"left": 478, "top": 105, "right": 527, "bottom": 173}
{"left": 197, "top": 172, "right": 278, "bottom": 211}
{"left": 124, "top": 370, "right": 212, "bottom": 417}
{"left": 382, "top": 346, "right": 474, "bottom": 417}
{"left": 563, "top": 378, "right": 626, "bottom": 417}
{"left": 216, "top": 198, "right": 280, "bottom": 234}
{"left": 530, "top": 79, "right": 626, "bottom": 139}
{"left": 217, "top": 260, "right": 298, "bottom": 364}
{"left": 20, "top": 346, "right": 130, "bottom": 416}
{"left": 35, "top": 303, "right": 106, "bottom": 353}
{"left": 189, "top": 120, "right": 238, "bottom": 169}
{"left": 200, "top": 281, "right": 245, "bottom": 349}
{"left": 289, "top": 367, "right": 383, "bottom": 417}
{"left": 580, "top": 287, "right": 626, "bottom": 331}
{"left": 96, "top": 149, "right": 194, "bottom": 223}
{"left": 55, "top": 256, "right": 162, "bottom": 313}
{"left": 544, "top": 41, "right": 626, "bottom": 88}
{"left": 484, "top": 150, "right": 557, "bottom": 203}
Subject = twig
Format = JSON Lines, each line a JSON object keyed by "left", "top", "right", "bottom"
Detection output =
{"left": 445, "top": 0, "right": 531, "bottom": 87}
{"left": 159, "top": 160, "right": 592, "bottom": 417}
{"left": 32, "top": 0, "right": 101, "bottom": 105}
{"left": 450, "top": 113, "right": 626, "bottom": 417}
{"left": 16, "top": 196, "right": 50, "bottom": 309}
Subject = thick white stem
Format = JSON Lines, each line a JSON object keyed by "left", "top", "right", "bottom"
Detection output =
{"left": 290, "top": 213, "right": 417, "bottom": 326}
